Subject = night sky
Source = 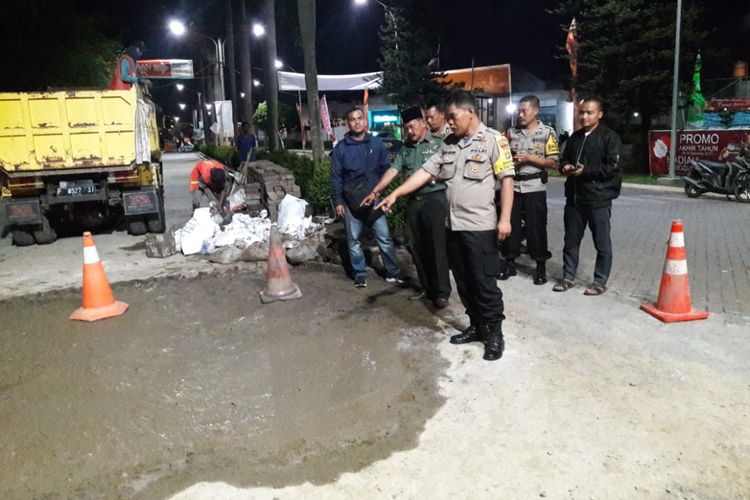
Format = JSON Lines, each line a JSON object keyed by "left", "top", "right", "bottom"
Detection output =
{"left": 1, "top": 0, "right": 748, "bottom": 100}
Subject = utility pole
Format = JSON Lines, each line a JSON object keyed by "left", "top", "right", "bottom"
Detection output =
{"left": 667, "top": 0, "right": 682, "bottom": 181}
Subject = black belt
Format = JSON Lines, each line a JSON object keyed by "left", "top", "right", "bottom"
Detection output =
{"left": 411, "top": 190, "right": 445, "bottom": 201}
{"left": 514, "top": 171, "right": 548, "bottom": 183}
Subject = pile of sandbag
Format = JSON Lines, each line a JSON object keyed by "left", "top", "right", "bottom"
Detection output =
{"left": 164, "top": 194, "right": 324, "bottom": 265}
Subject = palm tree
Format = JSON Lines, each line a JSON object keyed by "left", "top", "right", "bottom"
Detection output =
{"left": 297, "top": 0, "right": 323, "bottom": 163}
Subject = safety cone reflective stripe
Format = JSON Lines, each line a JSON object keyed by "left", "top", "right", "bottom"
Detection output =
{"left": 70, "top": 232, "right": 129, "bottom": 322}
{"left": 640, "top": 220, "right": 708, "bottom": 323}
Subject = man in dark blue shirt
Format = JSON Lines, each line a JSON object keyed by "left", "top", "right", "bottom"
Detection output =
{"left": 330, "top": 107, "right": 402, "bottom": 288}
{"left": 236, "top": 121, "right": 257, "bottom": 163}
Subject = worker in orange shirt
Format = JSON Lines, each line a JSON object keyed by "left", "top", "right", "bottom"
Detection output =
{"left": 189, "top": 159, "right": 230, "bottom": 211}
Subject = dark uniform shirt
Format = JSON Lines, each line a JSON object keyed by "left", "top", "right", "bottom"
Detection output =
{"left": 391, "top": 132, "right": 444, "bottom": 195}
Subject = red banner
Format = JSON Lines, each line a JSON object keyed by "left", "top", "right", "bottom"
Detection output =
{"left": 648, "top": 129, "right": 750, "bottom": 176}
{"left": 136, "top": 59, "right": 194, "bottom": 79}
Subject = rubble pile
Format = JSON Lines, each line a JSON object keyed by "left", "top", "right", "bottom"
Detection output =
{"left": 245, "top": 160, "right": 303, "bottom": 221}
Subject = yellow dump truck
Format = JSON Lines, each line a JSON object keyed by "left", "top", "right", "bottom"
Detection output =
{"left": 0, "top": 85, "right": 164, "bottom": 245}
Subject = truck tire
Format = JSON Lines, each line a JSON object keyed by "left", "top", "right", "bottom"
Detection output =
{"left": 12, "top": 230, "right": 35, "bottom": 247}
{"left": 33, "top": 215, "right": 57, "bottom": 244}
{"left": 128, "top": 220, "right": 147, "bottom": 236}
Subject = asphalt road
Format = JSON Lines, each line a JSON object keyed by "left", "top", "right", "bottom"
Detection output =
{"left": 1, "top": 152, "right": 749, "bottom": 317}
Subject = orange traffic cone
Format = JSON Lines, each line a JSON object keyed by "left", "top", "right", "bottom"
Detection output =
{"left": 259, "top": 225, "right": 302, "bottom": 304}
{"left": 69, "top": 232, "right": 129, "bottom": 321}
{"left": 641, "top": 220, "right": 708, "bottom": 323}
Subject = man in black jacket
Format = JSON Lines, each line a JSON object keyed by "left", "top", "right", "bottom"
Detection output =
{"left": 553, "top": 97, "right": 622, "bottom": 295}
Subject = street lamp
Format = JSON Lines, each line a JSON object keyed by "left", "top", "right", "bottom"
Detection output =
{"left": 240, "top": 92, "right": 246, "bottom": 98}
{"left": 253, "top": 79, "right": 261, "bottom": 87}
{"left": 274, "top": 59, "right": 283, "bottom": 69}
{"left": 179, "top": 103, "right": 186, "bottom": 110}
{"left": 168, "top": 19, "right": 226, "bottom": 102}
{"left": 252, "top": 23, "right": 265, "bottom": 38}
{"left": 176, "top": 83, "right": 185, "bottom": 91}
{"left": 205, "top": 103, "right": 213, "bottom": 110}
{"left": 168, "top": 19, "right": 186, "bottom": 36}
{"left": 174, "top": 116, "right": 180, "bottom": 122}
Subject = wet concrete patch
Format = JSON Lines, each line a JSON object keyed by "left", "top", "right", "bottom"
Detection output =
{"left": 0, "top": 266, "right": 448, "bottom": 498}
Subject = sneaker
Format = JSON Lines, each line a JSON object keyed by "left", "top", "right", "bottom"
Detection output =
{"left": 354, "top": 276, "right": 367, "bottom": 288}
{"left": 385, "top": 275, "right": 409, "bottom": 284}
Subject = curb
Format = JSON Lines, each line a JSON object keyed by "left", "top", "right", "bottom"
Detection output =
{"left": 547, "top": 176, "right": 684, "bottom": 193}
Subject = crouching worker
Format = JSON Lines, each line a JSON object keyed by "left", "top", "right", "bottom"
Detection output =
{"left": 189, "top": 159, "right": 231, "bottom": 211}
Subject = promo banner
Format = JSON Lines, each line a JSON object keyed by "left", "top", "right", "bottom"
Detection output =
{"left": 648, "top": 129, "right": 750, "bottom": 176}
{"left": 136, "top": 60, "right": 194, "bottom": 79}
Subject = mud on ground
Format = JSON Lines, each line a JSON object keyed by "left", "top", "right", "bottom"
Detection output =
{"left": 0, "top": 265, "right": 448, "bottom": 499}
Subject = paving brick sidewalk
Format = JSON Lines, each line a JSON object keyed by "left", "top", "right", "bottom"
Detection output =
{"left": 531, "top": 179, "right": 750, "bottom": 317}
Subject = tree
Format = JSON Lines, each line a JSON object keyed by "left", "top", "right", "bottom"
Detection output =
{"left": 262, "top": 0, "right": 280, "bottom": 150}
{"left": 550, "top": 0, "right": 708, "bottom": 133}
{"left": 297, "top": 0, "right": 324, "bottom": 163}
{"left": 377, "top": 7, "right": 448, "bottom": 109}
{"left": 238, "top": 0, "right": 255, "bottom": 122}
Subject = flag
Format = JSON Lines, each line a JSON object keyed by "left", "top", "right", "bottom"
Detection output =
{"left": 296, "top": 101, "right": 307, "bottom": 148}
{"left": 687, "top": 53, "right": 707, "bottom": 128}
{"left": 320, "top": 94, "right": 333, "bottom": 141}
{"left": 565, "top": 18, "right": 581, "bottom": 131}
{"left": 363, "top": 87, "right": 370, "bottom": 130}
{"left": 565, "top": 18, "right": 578, "bottom": 77}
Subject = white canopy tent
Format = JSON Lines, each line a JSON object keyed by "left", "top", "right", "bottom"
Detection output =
{"left": 277, "top": 70, "right": 382, "bottom": 92}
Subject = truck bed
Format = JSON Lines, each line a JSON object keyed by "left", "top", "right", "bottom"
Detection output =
{"left": 0, "top": 88, "right": 141, "bottom": 173}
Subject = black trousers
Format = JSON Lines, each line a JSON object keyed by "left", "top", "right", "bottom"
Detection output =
{"left": 562, "top": 204, "right": 613, "bottom": 285}
{"left": 501, "top": 190, "right": 551, "bottom": 262}
{"left": 406, "top": 191, "right": 451, "bottom": 300}
{"left": 446, "top": 230, "right": 505, "bottom": 327}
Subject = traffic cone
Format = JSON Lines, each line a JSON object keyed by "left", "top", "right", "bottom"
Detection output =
{"left": 259, "top": 225, "right": 302, "bottom": 304}
{"left": 69, "top": 232, "right": 129, "bottom": 321}
{"left": 640, "top": 220, "right": 708, "bottom": 323}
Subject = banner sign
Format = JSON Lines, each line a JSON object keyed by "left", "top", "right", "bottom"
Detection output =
{"left": 648, "top": 129, "right": 750, "bottom": 176}
{"left": 706, "top": 98, "right": 750, "bottom": 112}
{"left": 437, "top": 64, "right": 511, "bottom": 96}
{"left": 136, "top": 60, "right": 194, "bottom": 79}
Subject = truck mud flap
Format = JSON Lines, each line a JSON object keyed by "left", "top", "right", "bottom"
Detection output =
{"left": 3, "top": 198, "right": 43, "bottom": 225}
{"left": 123, "top": 188, "right": 160, "bottom": 215}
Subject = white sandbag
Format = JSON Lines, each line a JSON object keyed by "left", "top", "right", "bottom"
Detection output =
{"left": 181, "top": 207, "right": 220, "bottom": 255}
{"left": 278, "top": 194, "right": 315, "bottom": 239}
{"left": 227, "top": 184, "right": 247, "bottom": 211}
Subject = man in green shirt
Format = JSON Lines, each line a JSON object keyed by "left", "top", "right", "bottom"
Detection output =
{"left": 362, "top": 107, "right": 451, "bottom": 308}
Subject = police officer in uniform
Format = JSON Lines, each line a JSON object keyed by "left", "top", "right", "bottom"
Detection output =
{"left": 501, "top": 95, "right": 560, "bottom": 285}
{"left": 378, "top": 91, "right": 515, "bottom": 361}
{"left": 424, "top": 101, "right": 452, "bottom": 140}
{"left": 363, "top": 107, "right": 451, "bottom": 308}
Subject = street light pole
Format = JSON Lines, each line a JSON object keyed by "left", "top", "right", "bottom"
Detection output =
{"left": 667, "top": 0, "right": 682, "bottom": 180}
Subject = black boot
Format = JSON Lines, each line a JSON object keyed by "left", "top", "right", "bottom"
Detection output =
{"left": 450, "top": 323, "right": 485, "bottom": 344}
{"left": 533, "top": 261, "right": 547, "bottom": 285}
{"left": 499, "top": 259, "right": 516, "bottom": 280}
{"left": 483, "top": 323, "right": 505, "bottom": 361}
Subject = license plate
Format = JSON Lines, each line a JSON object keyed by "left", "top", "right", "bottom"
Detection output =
{"left": 59, "top": 184, "right": 96, "bottom": 196}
